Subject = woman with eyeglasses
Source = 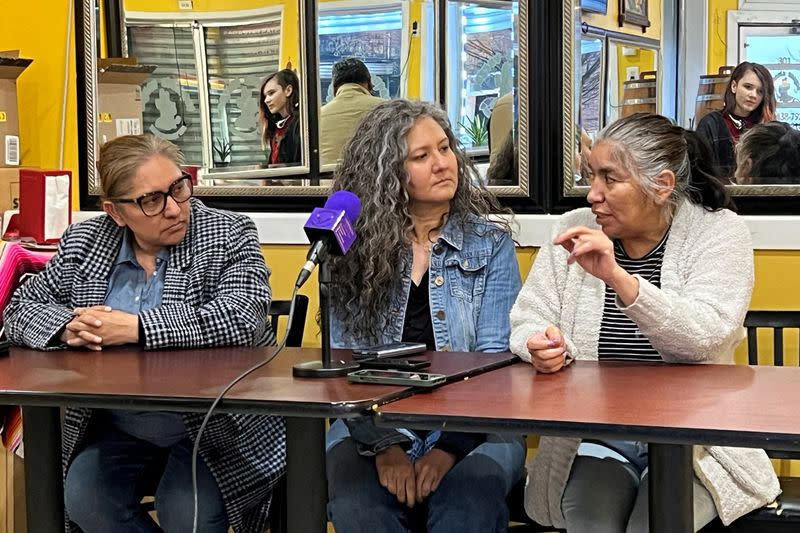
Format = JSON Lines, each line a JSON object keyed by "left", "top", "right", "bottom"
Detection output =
{"left": 3, "top": 134, "right": 284, "bottom": 533}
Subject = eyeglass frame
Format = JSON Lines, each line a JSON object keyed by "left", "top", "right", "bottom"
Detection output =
{"left": 109, "top": 173, "right": 194, "bottom": 216}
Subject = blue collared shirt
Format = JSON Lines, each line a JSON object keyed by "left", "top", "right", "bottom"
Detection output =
{"left": 102, "top": 229, "right": 186, "bottom": 448}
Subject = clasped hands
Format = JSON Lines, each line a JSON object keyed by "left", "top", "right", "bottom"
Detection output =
{"left": 60, "top": 306, "right": 139, "bottom": 350}
{"left": 375, "top": 444, "right": 456, "bottom": 507}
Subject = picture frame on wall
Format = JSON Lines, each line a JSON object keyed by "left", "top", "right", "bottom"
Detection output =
{"left": 581, "top": 0, "right": 608, "bottom": 14}
{"left": 619, "top": 0, "right": 650, "bottom": 32}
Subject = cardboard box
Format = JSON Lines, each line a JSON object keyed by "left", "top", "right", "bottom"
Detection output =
{"left": 0, "top": 167, "right": 22, "bottom": 213}
{"left": 97, "top": 58, "right": 156, "bottom": 148}
{"left": 0, "top": 52, "right": 33, "bottom": 167}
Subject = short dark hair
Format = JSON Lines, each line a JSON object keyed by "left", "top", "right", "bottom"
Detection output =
{"left": 331, "top": 58, "right": 371, "bottom": 91}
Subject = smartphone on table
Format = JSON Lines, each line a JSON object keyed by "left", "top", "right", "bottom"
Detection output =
{"left": 357, "top": 357, "right": 431, "bottom": 371}
{"left": 351, "top": 342, "right": 427, "bottom": 361}
{"left": 346, "top": 369, "right": 446, "bottom": 387}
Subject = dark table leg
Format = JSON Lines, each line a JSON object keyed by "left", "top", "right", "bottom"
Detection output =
{"left": 649, "top": 442, "right": 693, "bottom": 533}
{"left": 286, "top": 417, "right": 327, "bottom": 533}
{"left": 22, "top": 406, "right": 63, "bottom": 533}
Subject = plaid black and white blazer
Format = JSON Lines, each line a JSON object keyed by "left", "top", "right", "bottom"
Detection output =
{"left": 4, "top": 199, "right": 285, "bottom": 533}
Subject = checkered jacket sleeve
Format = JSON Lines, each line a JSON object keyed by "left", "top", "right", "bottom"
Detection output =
{"left": 3, "top": 223, "right": 97, "bottom": 349}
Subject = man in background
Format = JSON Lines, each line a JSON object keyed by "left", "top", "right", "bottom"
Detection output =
{"left": 320, "top": 58, "right": 384, "bottom": 166}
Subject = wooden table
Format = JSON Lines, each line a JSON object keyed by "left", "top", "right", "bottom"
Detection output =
{"left": 0, "top": 346, "right": 517, "bottom": 533}
{"left": 377, "top": 360, "right": 800, "bottom": 533}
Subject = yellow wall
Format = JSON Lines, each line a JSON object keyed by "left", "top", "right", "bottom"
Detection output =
{"left": 0, "top": 1, "right": 79, "bottom": 207}
{"left": 707, "top": 0, "right": 737, "bottom": 74}
{"left": 582, "top": 0, "right": 663, "bottom": 40}
{"left": 617, "top": 47, "right": 657, "bottom": 101}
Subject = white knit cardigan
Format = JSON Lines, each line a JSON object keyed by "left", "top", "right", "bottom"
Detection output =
{"left": 509, "top": 200, "right": 780, "bottom": 527}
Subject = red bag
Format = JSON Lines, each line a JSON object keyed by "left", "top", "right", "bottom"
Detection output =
{"left": 18, "top": 169, "right": 71, "bottom": 244}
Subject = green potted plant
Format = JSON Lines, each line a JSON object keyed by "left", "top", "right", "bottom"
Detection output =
{"left": 213, "top": 137, "right": 232, "bottom": 167}
{"left": 459, "top": 114, "right": 488, "bottom": 147}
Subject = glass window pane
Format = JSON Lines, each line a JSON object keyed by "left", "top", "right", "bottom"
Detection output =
{"left": 204, "top": 17, "right": 283, "bottom": 169}
{"left": 446, "top": 2, "right": 517, "bottom": 155}
{"left": 743, "top": 33, "right": 800, "bottom": 130}
{"left": 127, "top": 26, "right": 203, "bottom": 166}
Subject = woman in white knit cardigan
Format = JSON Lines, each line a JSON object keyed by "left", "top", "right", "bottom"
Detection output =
{"left": 509, "top": 113, "right": 779, "bottom": 532}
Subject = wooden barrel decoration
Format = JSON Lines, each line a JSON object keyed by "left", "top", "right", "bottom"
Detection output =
{"left": 621, "top": 71, "right": 658, "bottom": 118}
{"left": 694, "top": 66, "right": 734, "bottom": 125}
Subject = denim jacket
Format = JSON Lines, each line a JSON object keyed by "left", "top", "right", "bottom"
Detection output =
{"left": 327, "top": 214, "right": 522, "bottom": 454}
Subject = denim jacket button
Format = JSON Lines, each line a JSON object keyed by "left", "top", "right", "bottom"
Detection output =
{"left": 434, "top": 275, "right": 444, "bottom": 286}
{"left": 432, "top": 243, "right": 444, "bottom": 254}
{"left": 435, "top": 310, "right": 446, "bottom": 320}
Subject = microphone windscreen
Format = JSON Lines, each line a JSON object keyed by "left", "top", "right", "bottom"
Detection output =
{"left": 324, "top": 191, "right": 361, "bottom": 225}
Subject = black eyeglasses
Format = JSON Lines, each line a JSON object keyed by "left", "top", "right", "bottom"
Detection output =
{"left": 113, "top": 174, "right": 193, "bottom": 216}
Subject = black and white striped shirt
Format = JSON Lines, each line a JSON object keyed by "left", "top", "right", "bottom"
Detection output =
{"left": 598, "top": 232, "right": 669, "bottom": 362}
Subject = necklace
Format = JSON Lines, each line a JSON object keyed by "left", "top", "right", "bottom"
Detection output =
{"left": 727, "top": 113, "right": 745, "bottom": 131}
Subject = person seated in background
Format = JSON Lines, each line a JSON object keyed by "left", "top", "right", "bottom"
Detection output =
{"left": 319, "top": 57, "right": 384, "bottom": 166}
{"left": 259, "top": 68, "right": 302, "bottom": 165}
{"left": 695, "top": 61, "right": 776, "bottom": 180}
{"left": 510, "top": 113, "right": 780, "bottom": 532}
{"left": 325, "top": 99, "right": 525, "bottom": 533}
{"left": 734, "top": 120, "right": 800, "bottom": 185}
{"left": 3, "top": 134, "right": 285, "bottom": 533}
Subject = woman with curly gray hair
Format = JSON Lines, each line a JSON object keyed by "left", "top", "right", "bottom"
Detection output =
{"left": 325, "top": 99, "right": 525, "bottom": 533}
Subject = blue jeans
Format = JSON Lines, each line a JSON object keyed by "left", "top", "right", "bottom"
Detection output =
{"left": 327, "top": 434, "right": 525, "bottom": 533}
{"left": 64, "top": 425, "right": 228, "bottom": 533}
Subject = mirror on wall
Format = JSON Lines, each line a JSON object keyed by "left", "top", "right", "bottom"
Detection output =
{"left": 78, "top": 0, "right": 539, "bottom": 206}
{"left": 562, "top": 0, "right": 800, "bottom": 205}
{"left": 83, "top": 0, "right": 318, "bottom": 198}
{"left": 316, "top": 0, "right": 436, "bottom": 172}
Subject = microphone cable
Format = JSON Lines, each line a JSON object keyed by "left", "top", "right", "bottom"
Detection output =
{"left": 190, "top": 285, "right": 300, "bottom": 533}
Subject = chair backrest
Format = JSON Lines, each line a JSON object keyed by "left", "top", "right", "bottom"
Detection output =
{"left": 268, "top": 295, "right": 309, "bottom": 347}
{"left": 743, "top": 310, "right": 800, "bottom": 460}
{"left": 744, "top": 310, "right": 800, "bottom": 366}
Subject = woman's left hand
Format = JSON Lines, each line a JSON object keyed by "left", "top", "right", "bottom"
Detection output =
{"left": 553, "top": 226, "right": 619, "bottom": 284}
{"left": 414, "top": 448, "right": 457, "bottom": 503}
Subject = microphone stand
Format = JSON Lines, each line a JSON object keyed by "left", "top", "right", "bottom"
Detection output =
{"left": 292, "top": 257, "right": 359, "bottom": 377}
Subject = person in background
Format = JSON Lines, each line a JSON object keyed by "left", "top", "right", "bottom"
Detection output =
{"left": 488, "top": 90, "right": 513, "bottom": 167}
{"left": 696, "top": 61, "right": 776, "bottom": 180}
{"left": 4, "top": 134, "right": 285, "bottom": 533}
{"left": 734, "top": 120, "right": 800, "bottom": 185}
{"left": 259, "top": 69, "right": 302, "bottom": 165}
{"left": 510, "top": 113, "right": 779, "bottom": 532}
{"left": 320, "top": 57, "right": 384, "bottom": 166}
{"left": 325, "top": 99, "right": 525, "bottom": 533}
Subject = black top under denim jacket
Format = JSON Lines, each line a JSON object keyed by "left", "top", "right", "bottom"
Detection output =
{"left": 345, "top": 271, "right": 484, "bottom": 459}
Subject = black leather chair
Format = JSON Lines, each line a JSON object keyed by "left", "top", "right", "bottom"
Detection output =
{"left": 701, "top": 311, "right": 800, "bottom": 532}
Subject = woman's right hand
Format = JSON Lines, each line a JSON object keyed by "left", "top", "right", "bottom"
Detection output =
{"left": 526, "top": 325, "right": 567, "bottom": 373}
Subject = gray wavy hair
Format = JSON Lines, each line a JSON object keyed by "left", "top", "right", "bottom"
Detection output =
{"left": 330, "top": 99, "right": 512, "bottom": 342}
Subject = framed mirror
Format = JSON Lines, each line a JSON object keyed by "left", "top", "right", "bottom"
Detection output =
{"left": 78, "top": 0, "right": 324, "bottom": 204}
{"left": 559, "top": 0, "right": 800, "bottom": 213}
{"left": 76, "top": 0, "right": 546, "bottom": 211}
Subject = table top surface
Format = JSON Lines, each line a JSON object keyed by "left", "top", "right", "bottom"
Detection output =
{"left": 377, "top": 360, "right": 800, "bottom": 450}
{"left": 0, "top": 346, "right": 516, "bottom": 417}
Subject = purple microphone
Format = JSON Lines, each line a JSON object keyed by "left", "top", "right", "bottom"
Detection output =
{"left": 295, "top": 191, "right": 361, "bottom": 288}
